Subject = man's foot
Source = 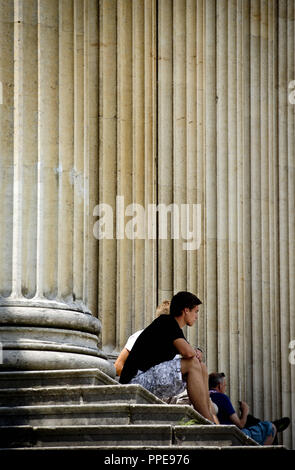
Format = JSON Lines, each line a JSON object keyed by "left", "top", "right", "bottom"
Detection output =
{"left": 272, "top": 417, "right": 290, "bottom": 433}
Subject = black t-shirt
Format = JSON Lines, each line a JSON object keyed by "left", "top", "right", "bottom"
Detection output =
{"left": 119, "top": 314, "right": 186, "bottom": 384}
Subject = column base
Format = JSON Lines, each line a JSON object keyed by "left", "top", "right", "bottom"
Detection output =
{"left": 0, "top": 303, "right": 116, "bottom": 378}
{"left": 1, "top": 350, "right": 115, "bottom": 377}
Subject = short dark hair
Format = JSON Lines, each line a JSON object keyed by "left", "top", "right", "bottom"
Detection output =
{"left": 170, "top": 291, "right": 202, "bottom": 317}
{"left": 209, "top": 372, "right": 225, "bottom": 390}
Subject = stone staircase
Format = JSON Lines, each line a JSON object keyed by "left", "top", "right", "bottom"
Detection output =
{"left": 0, "top": 368, "right": 288, "bottom": 455}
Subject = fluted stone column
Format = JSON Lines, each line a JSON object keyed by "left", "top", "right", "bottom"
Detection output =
{"left": 0, "top": 0, "right": 114, "bottom": 376}
{"left": 96, "top": 0, "right": 294, "bottom": 448}
{"left": 1, "top": 0, "right": 294, "bottom": 450}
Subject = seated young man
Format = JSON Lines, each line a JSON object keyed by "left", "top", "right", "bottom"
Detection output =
{"left": 119, "top": 291, "right": 214, "bottom": 422}
{"left": 114, "top": 300, "right": 171, "bottom": 377}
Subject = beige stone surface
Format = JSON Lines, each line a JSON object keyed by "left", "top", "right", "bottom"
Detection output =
{"left": 0, "top": 0, "right": 114, "bottom": 377}
{"left": 0, "top": 0, "right": 294, "bottom": 449}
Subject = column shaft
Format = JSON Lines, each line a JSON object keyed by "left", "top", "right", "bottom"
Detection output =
{"left": 0, "top": 0, "right": 114, "bottom": 376}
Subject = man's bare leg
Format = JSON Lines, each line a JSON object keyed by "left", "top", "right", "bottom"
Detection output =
{"left": 181, "top": 357, "right": 214, "bottom": 422}
{"left": 200, "top": 362, "right": 212, "bottom": 413}
{"left": 199, "top": 362, "right": 219, "bottom": 423}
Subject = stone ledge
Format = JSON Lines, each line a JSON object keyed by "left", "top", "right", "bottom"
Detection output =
{"left": 0, "top": 424, "right": 174, "bottom": 448}
{"left": 0, "top": 424, "right": 287, "bottom": 450}
{"left": 0, "top": 306, "right": 99, "bottom": 333}
{"left": 0, "top": 384, "right": 166, "bottom": 406}
{"left": 0, "top": 403, "right": 209, "bottom": 426}
{"left": 173, "top": 425, "right": 258, "bottom": 447}
{"left": 0, "top": 445, "right": 288, "bottom": 451}
{"left": 0, "top": 368, "right": 118, "bottom": 388}
{"left": 0, "top": 350, "right": 116, "bottom": 375}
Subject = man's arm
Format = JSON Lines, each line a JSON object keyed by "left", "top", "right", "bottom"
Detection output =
{"left": 229, "top": 401, "right": 249, "bottom": 429}
{"left": 173, "top": 338, "right": 196, "bottom": 358}
{"left": 114, "top": 348, "right": 130, "bottom": 376}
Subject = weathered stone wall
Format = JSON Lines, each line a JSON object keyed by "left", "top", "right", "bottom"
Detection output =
{"left": 0, "top": 0, "right": 294, "bottom": 448}
{"left": 98, "top": 0, "right": 295, "bottom": 449}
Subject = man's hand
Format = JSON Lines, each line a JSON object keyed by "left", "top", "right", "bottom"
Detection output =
{"left": 195, "top": 349, "right": 203, "bottom": 362}
{"left": 230, "top": 401, "right": 250, "bottom": 429}
{"left": 239, "top": 401, "right": 249, "bottom": 415}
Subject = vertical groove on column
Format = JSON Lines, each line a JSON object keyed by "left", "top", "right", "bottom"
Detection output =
{"left": 173, "top": 0, "right": 187, "bottom": 293}
{"left": 216, "top": 0, "right": 229, "bottom": 377}
{"left": 205, "top": 0, "right": 217, "bottom": 372}
{"left": 196, "top": 0, "right": 205, "bottom": 350}
{"left": 268, "top": 0, "right": 279, "bottom": 422}
{"left": 250, "top": 0, "right": 263, "bottom": 417}
{"left": 133, "top": 0, "right": 145, "bottom": 332}
{"left": 287, "top": 0, "right": 295, "bottom": 449}
{"left": 274, "top": 0, "right": 281, "bottom": 425}
{"left": 13, "top": 1, "right": 38, "bottom": 299}
{"left": 20, "top": 1, "right": 38, "bottom": 299}
{"left": 158, "top": 0, "right": 173, "bottom": 302}
{"left": 228, "top": 0, "right": 238, "bottom": 406}
{"left": 36, "top": 0, "right": 59, "bottom": 299}
{"left": 73, "top": 0, "right": 84, "bottom": 303}
{"left": 186, "top": 0, "right": 197, "bottom": 346}
{"left": 0, "top": 1, "right": 14, "bottom": 298}
{"left": 241, "top": 0, "right": 252, "bottom": 406}
{"left": 269, "top": 0, "right": 275, "bottom": 415}
{"left": 117, "top": 0, "right": 133, "bottom": 346}
{"left": 98, "top": 0, "right": 117, "bottom": 349}
{"left": 260, "top": 0, "right": 271, "bottom": 418}
{"left": 83, "top": 0, "right": 99, "bottom": 314}
{"left": 237, "top": 0, "right": 245, "bottom": 401}
{"left": 58, "top": 0, "right": 74, "bottom": 300}
{"left": 12, "top": 0, "right": 24, "bottom": 299}
{"left": 144, "top": 0, "right": 157, "bottom": 326}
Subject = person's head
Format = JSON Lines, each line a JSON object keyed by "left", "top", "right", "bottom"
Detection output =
{"left": 155, "top": 300, "right": 170, "bottom": 317}
{"left": 170, "top": 291, "right": 202, "bottom": 327}
{"left": 209, "top": 372, "right": 226, "bottom": 393}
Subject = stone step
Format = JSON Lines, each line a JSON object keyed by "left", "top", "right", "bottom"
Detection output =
{"left": 0, "top": 403, "right": 209, "bottom": 427}
{"left": 0, "top": 424, "right": 257, "bottom": 448}
{"left": 0, "top": 384, "right": 165, "bottom": 407}
{"left": 174, "top": 425, "right": 257, "bottom": 447}
{"left": 0, "top": 368, "right": 117, "bottom": 389}
{"left": 0, "top": 368, "right": 280, "bottom": 452}
{"left": 0, "top": 425, "right": 173, "bottom": 448}
{"left": 0, "top": 445, "right": 287, "bottom": 453}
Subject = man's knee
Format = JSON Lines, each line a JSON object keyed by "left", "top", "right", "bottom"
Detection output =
{"left": 200, "top": 362, "right": 208, "bottom": 375}
{"left": 181, "top": 356, "right": 202, "bottom": 375}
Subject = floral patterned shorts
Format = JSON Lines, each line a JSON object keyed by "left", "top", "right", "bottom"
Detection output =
{"left": 129, "top": 356, "right": 187, "bottom": 399}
